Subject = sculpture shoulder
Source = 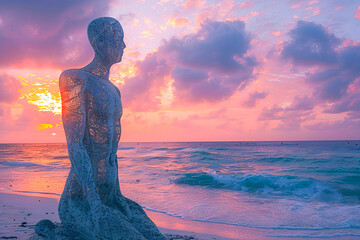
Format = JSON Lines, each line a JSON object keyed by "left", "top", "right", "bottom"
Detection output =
{"left": 59, "top": 69, "right": 87, "bottom": 90}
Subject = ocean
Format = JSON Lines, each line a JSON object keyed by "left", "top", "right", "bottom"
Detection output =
{"left": 0, "top": 141, "right": 359, "bottom": 239}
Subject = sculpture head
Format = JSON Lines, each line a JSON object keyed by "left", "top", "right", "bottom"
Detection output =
{"left": 88, "top": 17, "right": 126, "bottom": 65}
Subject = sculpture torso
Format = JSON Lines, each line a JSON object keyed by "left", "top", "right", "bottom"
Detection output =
{"left": 83, "top": 70, "right": 123, "bottom": 195}
{"left": 84, "top": 70, "right": 122, "bottom": 148}
{"left": 60, "top": 69, "right": 123, "bottom": 202}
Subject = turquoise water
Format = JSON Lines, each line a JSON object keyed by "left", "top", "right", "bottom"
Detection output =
{"left": 0, "top": 141, "right": 359, "bottom": 238}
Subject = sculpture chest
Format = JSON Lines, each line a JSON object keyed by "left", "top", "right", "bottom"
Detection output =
{"left": 85, "top": 76, "right": 122, "bottom": 121}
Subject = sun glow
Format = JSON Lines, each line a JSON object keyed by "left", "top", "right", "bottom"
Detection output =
{"left": 19, "top": 76, "right": 62, "bottom": 115}
{"left": 26, "top": 91, "right": 61, "bottom": 114}
{"left": 38, "top": 123, "right": 54, "bottom": 130}
{"left": 159, "top": 77, "right": 174, "bottom": 107}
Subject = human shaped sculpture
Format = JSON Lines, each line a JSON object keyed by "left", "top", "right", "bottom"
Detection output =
{"left": 57, "top": 17, "right": 167, "bottom": 240}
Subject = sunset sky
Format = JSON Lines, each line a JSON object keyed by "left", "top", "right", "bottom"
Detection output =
{"left": 0, "top": 0, "right": 359, "bottom": 143}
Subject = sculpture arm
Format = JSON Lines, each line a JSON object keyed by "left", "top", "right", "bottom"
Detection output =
{"left": 59, "top": 70, "right": 101, "bottom": 206}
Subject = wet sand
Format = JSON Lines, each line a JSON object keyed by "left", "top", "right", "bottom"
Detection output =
{"left": 0, "top": 192, "right": 241, "bottom": 240}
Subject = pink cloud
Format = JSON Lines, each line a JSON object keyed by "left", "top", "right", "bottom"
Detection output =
{"left": 0, "top": 99, "right": 63, "bottom": 143}
{"left": 194, "top": 0, "right": 239, "bottom": 26}
{"left": 239, "top": 1, "right": 254, "bottom": 9}
{"left": 305, "top": 6, "right": 321, "bottom": 16}
{"left": 183, "top": 0, "right": 206, "bottom": 9}
{"left": 355, "top": 5, "right": 360, "bottom": 20}
{"left": 291, "top": 4, "right": 301, "bottom": 9}
{"left": 258, "top": 95, "right": 315, "bottom": 130}
{"left": 272, "top": 31, "right": 281, "bottom": 37}
{"left": 304, "top": 118, "right": 360, "bottom": 139}
{"left": 127, "top": 51, "right": 142, "bottom": 58}
{"left": 307, "top": 0, "right": 318, "bottom": 5}
{"left": 167, "top": 17, "right": 191, "bottom": 28}
{"left": 0, "top": 73, "right": 22, "bottom": 103}
{"left": 248, "top": 11, "right": 260, "bottom": 17}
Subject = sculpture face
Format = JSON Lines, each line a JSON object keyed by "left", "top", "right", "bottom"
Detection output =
{"left": 95, "top": 22, "right": 126, "bottom": 64}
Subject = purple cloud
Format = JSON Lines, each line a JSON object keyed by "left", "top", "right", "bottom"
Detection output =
{"left": 262, "top": 20, "right": 360, "bottom": 129}
{"left": 258, "top": 104, "right": 284, "bottom": 121}
{"left": 282, "top": 21, "right": 341, "bottom": 66}
{"left": 324, "top": 91, "right": 360, "bottom": 115}
{"left": 0, "top": 0, "right": 111, "bottom": 68}
{"left": 280, "top": 21, "right": 360, "bottom": 119}
{"left": 304, "top": 118, "right": 360, "bottom": 133}
{"left": 306, "top": 46, "right": 360, "bottom": 113}
{"left": 286, "top": 95, "right": 314, "bottom": 111}
{"left": 165, "top": 20, "right": 257, "bottom": 103}
{"left": 122, "top": 20, "right": 257, "bottom": 108}
{"left": 171, "top": 67, "right": 208, "bottom": 86}
{"left": 307, "top": 46, "right": 360, "bottom": 102}
{"left": 122, "top": 53, "right": 172, "bottom": 110}
{"left": 243, "top": 91, "right": 268, "bottom": 107}
{"left": 161, "top": 20, "right": 254, "bottom": 73}
{"left": 258, "top": 95, "right": 315, "bottom": 130}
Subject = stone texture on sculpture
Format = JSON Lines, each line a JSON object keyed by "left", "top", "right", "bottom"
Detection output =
{"left": 34, "top": 17, "right": 167, "bottom": 240}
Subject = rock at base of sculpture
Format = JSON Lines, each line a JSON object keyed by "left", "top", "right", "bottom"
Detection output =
{"left": 34, "top": 220, "right": 56, "bottom": 238}
{"left": 31, "top": 221, "right": 82, "bottom": 240}
{"left": 31, "top": 223, "right": 199, "bottom": 240}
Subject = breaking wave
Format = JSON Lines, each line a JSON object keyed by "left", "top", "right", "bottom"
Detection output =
{"left": 174, "top": 170, "right": 352, "bottom": 202}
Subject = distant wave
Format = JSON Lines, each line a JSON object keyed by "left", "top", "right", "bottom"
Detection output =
{"left": 13, "top": 189, "right": 61, "bottom": 196}
{"left": 153, "top": 147, "right": 186, "bottom": 151}
{"left": 118, "top": 147, "right": 135, "bottom": 150}
{"left": 179, "top": 147, "right": 209, "bottom": 152}
{"left": 147, "top": 156, "right": 170, "bottom": 160}
{"left": 0, "top": 161, "right": 45, "bottom": 167}
{"left": 154, "top": 146, "right": 231, "bottom": 152}
{"left": 52, "top": 156, "right": 69, "bottom": 159}
{"left": 208, "top": 147, "right": 230, "bottom": 151}
{"left": 174, "top": 170, "right": 351, "bottom": 202}
{"left": 185, "top": 151, "right": 224, "bottom": 163}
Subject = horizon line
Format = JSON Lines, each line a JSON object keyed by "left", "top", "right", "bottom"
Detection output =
{"left": 1, "top": 139, "right": 360, "bottom": 144}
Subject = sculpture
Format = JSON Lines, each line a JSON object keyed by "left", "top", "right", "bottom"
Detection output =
{"left": 54, "top": 17, "right": 166, "bottom": 239}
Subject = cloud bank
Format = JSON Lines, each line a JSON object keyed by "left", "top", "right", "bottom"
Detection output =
{"left": 122, "top": 20, "right": 257, "bottom": 109}
{"left": 260, "top": 20, "right": 360, "bottom": 130}
{"left": 0, "top": 0, "right": 111, "bottom": 68}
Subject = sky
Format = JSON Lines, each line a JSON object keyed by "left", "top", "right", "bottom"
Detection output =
{"left": 0, "top": 0, "right": 359, "bottom": 143}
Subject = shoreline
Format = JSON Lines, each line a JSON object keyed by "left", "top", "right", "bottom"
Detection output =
{"left": 1, "top": 192, "right": 359, "bottom": 240}
{"left": 0, "top": 192, "right": 244, "bottom": 240}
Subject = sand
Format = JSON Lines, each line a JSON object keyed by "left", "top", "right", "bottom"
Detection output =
{"left": 1, "top": 192, "right": 358, "bottom": 240}
{"left": 0, "top": 192, "right": 248, "bottom": 240}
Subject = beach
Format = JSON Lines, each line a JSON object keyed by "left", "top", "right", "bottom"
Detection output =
{"left": 1, "top": 142, "right": 360, "bottom": 239}
{"left": 0, "top": 192, "right": 260, "bottom": 240}
{"left": 1, "top": 190, "right": 359, "bottom": 240}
